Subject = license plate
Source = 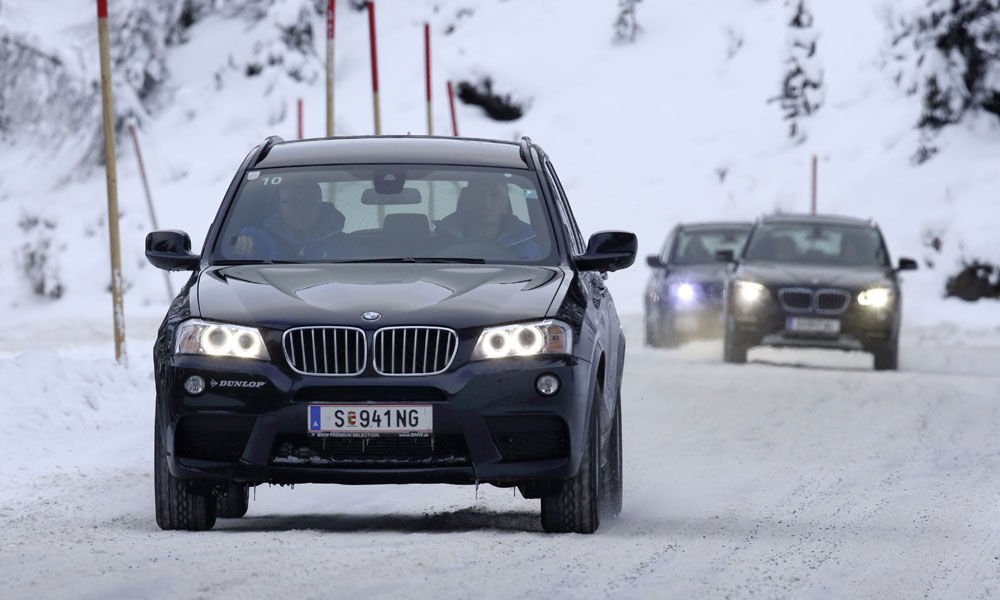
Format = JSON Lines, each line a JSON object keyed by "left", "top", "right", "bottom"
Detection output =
{"left": 786, "top": 317, "right": 841, "bottom": 334}
{"left": 307, "top": 405, "right": 432, "bottom": 437}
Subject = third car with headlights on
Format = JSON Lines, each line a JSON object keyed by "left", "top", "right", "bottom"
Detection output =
{"left": 718, "top": 214, "right": 917, "bottom": 370}
{"left": 644, "top": 222, "right": 750, "bottom": 347}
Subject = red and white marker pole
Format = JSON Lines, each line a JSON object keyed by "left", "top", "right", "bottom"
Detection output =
{"left": 326, "top": 0, "right": 335, "bottom": 137}
{"left": 128, "top": 123, "right": 173, "bottom": 301}
{"left": 810, "top": 154, "right": 818, "bottom": 214}
{"left": 367, "top": 1, "right": 382, "bottom": 135}
{"left": 424, "top": 22, "right": 432, "bottom": 136}
{"left": 297, "top": 97, "right": 303, "bottom": 140}
{"left": 447, "top": 80, "right": 459, "bottom": 137}
{"left": 97, "top": 0, "right": 127, "bottom": 364}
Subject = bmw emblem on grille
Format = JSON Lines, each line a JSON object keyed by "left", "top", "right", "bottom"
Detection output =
{"left": 362, "top": 311, "right": 382, "bottom": 322}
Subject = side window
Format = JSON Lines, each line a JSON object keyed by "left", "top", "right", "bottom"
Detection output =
{"left": 544, "top": 161, "right": 585, "bottom": 255}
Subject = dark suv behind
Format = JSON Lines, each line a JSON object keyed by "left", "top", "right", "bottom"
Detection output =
{"left": 146, "top": 135, "right": 636, "bottom": 533}
{"left": 719, "top": 214, "right": 917, "bottom": 370}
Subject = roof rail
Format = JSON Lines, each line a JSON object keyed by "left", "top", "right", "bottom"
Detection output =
{"left": 254, "top": 135, "right": 285, "bottom": 165}
{"left": 519, "top": 136, "right": 537, "bottom": 170}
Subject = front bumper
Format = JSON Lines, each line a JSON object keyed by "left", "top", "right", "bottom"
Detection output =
{"left": 157, "top": 354, "right": 592, "bottom": 486}
{"left": 727, "top": 297, "right": 898, "bottom": 353}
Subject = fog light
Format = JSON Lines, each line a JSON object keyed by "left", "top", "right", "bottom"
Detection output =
{"left": 184, "top": 375, "right": 206, "bottom": 396}
{"left": 535, "top": 374, "right": 560, "bottom": 397}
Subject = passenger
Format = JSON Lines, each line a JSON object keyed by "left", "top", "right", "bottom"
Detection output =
{"left": 233, "top": 181, "right": 359, "bottom": 260}
{"left": 436, "top": 179, "right": 541, "bottom": 259}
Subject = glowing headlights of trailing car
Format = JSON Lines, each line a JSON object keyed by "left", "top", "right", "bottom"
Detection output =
{"left": 734, "top": 280, "right": 767, "bottom": 305}
{"left": 858, "top": 287, "right": 892, "bottom": 308}
{"left": 174, "top": 319, "right": 270, "bottom": 360}
{"left": 667, "top": 281, "right": 697, "bottom": 302}
{"left": 472, "top": 320, "right": 573, "bottom": 360}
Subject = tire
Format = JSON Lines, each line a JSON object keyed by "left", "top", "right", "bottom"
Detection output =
{"left": 541, "top": 386, "right": 602, "bottom": 534}
{"left": 603, "top": 389, "right": 623, "bottom": 518}
{"left": 723, "top": 324, "right": 748, "bottom": 364}
{"left": 645, "top": 313, "right": 679, "bottom": 349}
{"left": 644, "top": 315, "right": 661, "bottom": 348}
{"left": 215, "top": 483, "right": 250, "bottom": 519}
{"left": 873, "top": 337, "right": 899, "bottom": 371}
{"left": 154, "top": 409, "right": 217, "bottom": 531}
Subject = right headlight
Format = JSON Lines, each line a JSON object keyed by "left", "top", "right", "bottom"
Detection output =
{"left": 472, "top": 320, "right": 573, "bottom": 360}
{"left": 733, "top": 280, "right": 768, "bottom": 304}
{"left": 858, "top": 287, "right": 892, "bottom": 308}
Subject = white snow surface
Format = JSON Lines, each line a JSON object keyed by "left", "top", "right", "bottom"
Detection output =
{"left": 4, "top": 0, "right": 1000, "bottom": 597}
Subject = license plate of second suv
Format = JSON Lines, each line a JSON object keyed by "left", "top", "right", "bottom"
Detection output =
{"left": 308, "top": 405, "right": 433, "bottom": 437}
{"left": 786, "top": 317, "right": 840, "bottom": 334}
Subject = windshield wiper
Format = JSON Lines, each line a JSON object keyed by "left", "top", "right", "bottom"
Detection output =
{"left": 213, "top": 259, "right": 301, "bottom": 265}
{"left": 328, "top": 257, "right": 487, "bottom": 264}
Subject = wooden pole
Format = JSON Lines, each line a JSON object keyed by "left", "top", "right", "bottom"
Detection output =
{"left": 447, "top": 80, "right": 459, "bottom": 137}
{"left": 297, "top": 98, "right": 303, "bottom": 140}
{"left": 326, "top": 0, "right": 335, "bottom": 137}
{"left": 97, "top": 0, "right": 127, "bottom": 364}
{"left": 424, "top": 22, "right": 432, "bottom": 136}
{"left": 367, "top": 1, "right": 381, "bottom": 136}
{"left": 128, "top": 123, "right": 174, "bottom": 301}
{"left": 810, "top": 154, "right": 818, "bottom": 214}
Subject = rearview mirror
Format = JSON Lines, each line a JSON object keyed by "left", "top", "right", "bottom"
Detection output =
{"left": 576, "top": 231, "right": 637, "bottom": 272}
{"left": 715, "top": 249, "right": 735, "bottom": 263}
{"left": 897, "top": 257, "right": 918, "bottom": 271}
{"left": 361, "top": 187, "right": 422, "bottom": 205}
{"left": 146, "top": 230, "right": 200, "bottom": 271}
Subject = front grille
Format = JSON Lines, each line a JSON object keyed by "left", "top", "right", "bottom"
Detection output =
{"left": 373, "top": 327, "right": 458, "bottom": 376}
{"left": 175, "top": 415, "right": 255, "bottom": 462}
{"left": 283, "top": 327, "right": 366, "bottom": 376}
{"left": 816, "top": 289, "right": 851, "bottom": 314}
{"left": 778, "top": 288, "right": 813, "bottom": 312}
{"left": 271, "top": 434, "right": 469, "bottom": 467}
{"left": 700, "top": 282, "right": 725, "bottom": 300}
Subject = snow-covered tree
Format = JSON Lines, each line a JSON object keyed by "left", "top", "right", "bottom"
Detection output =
{"left": 771, "top": 0, "right": 824, "bottom": 142}
{"left": 613, "top": 0, "right": 642, "bottom": 44}
{"left": 890, "top": 0, "right": 1000, "bottom": 160}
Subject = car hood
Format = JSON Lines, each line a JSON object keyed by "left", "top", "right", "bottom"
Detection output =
{"left": 735, "top": 261, "right": 893, "bottom": 289}
{"left": 195, "top": 263, "right": 568, "bottom": 330}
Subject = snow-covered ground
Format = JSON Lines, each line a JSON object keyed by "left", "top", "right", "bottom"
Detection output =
{"left": 2, "top": 317, "right": 1000, "bottom": 599}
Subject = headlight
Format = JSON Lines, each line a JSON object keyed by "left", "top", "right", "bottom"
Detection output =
{"left": 858, "top": 287, "right": 892, "bottom": 308}
{"left": 174, "top": 319, "right": 270, "bottom": 360}
{"left": 472, "top": 320, "right": 573, "bottom": 360}
{"left": 734, "top": 280, "right": 767, "bottom": 304}
{"left": 667, "top": 282, "right": 697, "bottom": 302}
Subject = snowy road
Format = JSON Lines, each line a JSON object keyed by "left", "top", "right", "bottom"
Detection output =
{"left": 3, "top": 317, "right": 1000, "bottom": 599}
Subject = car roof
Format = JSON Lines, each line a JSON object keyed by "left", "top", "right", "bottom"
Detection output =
{"left": 759, "top": 213, "right": 875, "bottom": 228}
{"left": 678, "top": 221, "right": 753, "bottom": 231}
{"left": 255, "top": 135, "right": 529, "bottom": 169}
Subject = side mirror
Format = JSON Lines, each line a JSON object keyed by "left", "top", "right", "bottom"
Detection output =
{"left": 645, "top": 254, "right": 664, "bottom": 268}
{"left": 715, "top": 249, "right": 735, "bottom": 263}
{"left": 576, "top": 231, "right": 638, "bottom": 272}
{"left": 146, "top": 230, "right": 200, "bottom": 271}
{"left": 897, "top": 257, "right": 918, "bottom": 271}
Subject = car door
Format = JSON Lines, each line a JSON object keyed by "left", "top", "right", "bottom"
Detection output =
{"left": 543, "top": 160, "right": 619, "bottom": 426}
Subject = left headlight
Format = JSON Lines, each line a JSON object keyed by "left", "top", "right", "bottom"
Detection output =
{"left": 472, "top": 320, "right": 573, "bottom": 360}
{"left": 174, "top": 319, "right": 270, "bottom": 360}
{"left": 858, "top": 287, "right": 892, "bottom": 308}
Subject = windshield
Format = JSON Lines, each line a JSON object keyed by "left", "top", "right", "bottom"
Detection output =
{"left": 212, "top": 164, "right": 557, "bottom": 264}
{"left": 670, "top": 228, "right": 749, "bottom": 265}
{"left": 743, "top": 223, "right": 888, "bottom": 267}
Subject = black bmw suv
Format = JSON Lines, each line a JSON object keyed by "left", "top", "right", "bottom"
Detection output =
{"left": 644, "top": 222, "right": 751, "bottom": 347}
{"left": 719, "top": 214, "right": 917, "bottom": 370}
{"left": 146, "top": 135, "right": 636, "bottom": 533}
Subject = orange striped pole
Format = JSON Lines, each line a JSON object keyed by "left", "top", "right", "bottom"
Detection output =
{"left": 326, "top": 0, "right": 335, "bottom": 137}
{"left": 447, "top": 80, "right": 459, "bottom": 137}
{"left": 424, "top": 22, "right": 432, "bottom": 136}
{"left": 97, "top": 0, "right": 127, "bottom": 364}
{"left": 367, "top": 1, "right": 381, "bottom": 135}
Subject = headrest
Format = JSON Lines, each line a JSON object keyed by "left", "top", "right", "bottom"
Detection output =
{"left": 317, "top": 202, "right": 346, "bottom": 232}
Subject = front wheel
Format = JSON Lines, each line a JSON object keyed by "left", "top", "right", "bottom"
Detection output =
{"left": 603, "top": 389, "right": 623, "bottom": 518}
{"left": 723, "top": 323, "right": 748, "bottom": 364}
{"left": 873, "top": 337, "right": 899, "bottom": 371}
{"left": 215, "top": 483, "right": 250, "bottom": 519}
{"left": 154, "top": 408, "right": 217, "bottom": 531}
{"left": 541, "top": 386, "right": 602, "bottom": 534}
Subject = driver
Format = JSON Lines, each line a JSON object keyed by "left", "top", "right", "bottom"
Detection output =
{"left": 233, "top": 181, "right": 359, "bottom": 260}
{"left": 435, "top": 179, "right": 541, "bottom": 259}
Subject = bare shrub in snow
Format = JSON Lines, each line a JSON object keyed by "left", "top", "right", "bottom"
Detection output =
{"left": 614, "top": 0, "right": 642, "bottom": 44}
{"left": 16, "top": 215, "right": 64, "bottom": 300}
{"left": 771, "top": 0, "right": 824, "bottom": 143}
{"left": 456, "top": 78, "right": 528, "bottom": 121}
